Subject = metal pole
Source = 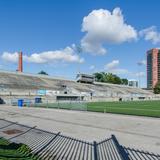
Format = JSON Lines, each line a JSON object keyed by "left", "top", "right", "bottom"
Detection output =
{"left": 93, "top": 141, "right": 98, "bottom": 160}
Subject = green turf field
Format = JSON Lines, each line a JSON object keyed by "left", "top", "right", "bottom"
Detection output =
{"left": 87, "top": 101, "right": 160, "bottom": 118}
{"left": 33, "top": 100, "right": 160, "bottom": 118}
{"left": 0, "top": 138, "right": 37, "bottom": 160}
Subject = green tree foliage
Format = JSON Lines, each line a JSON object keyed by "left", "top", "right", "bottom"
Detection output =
{"left": 153, "top": 82, "right": 160, "bottom": 94}
{"left": 38, "top": 70, "right": 48, "bottom": 75}
{"left": 121, "top": 78, "right": 128, "bottom": 85}
{"left": 94, "top": 72, "right": 128, "bottom": 85}
{"left": 94, "top": 72, "right": 106, "bottom": 82}
{"left": 113, "top": 75, "right": 122, "bottom": 84}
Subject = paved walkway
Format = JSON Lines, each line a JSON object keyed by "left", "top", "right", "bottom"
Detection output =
{"left": 0, "top": 105, "right": 160, "bottom": 154}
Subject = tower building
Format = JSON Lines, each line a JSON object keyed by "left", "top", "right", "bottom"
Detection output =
{"left": 147, "top": 48, "right": 160, "bottom": 88}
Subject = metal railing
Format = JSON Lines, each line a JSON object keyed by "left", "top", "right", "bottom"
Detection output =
{"left": 0, "top": 119, "right": 159, "bottom": 160}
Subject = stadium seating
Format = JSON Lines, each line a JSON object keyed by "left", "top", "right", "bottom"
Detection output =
{"left": 0, "top": 70, "right": 154, "bottom": 100}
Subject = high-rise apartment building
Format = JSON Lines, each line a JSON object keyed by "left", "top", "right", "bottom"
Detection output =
{"left": 147, "top": 48, "right": 160, "bottom": 88}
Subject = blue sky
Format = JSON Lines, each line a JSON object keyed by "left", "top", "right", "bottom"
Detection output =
{"left": 0, "top": 0, "right": 160, "bottom": 87}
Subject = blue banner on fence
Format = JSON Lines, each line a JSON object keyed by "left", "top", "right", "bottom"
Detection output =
{"left": 37, "top": 90, "right": 46, "bottom": 95}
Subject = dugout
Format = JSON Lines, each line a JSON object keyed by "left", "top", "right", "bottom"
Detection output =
{"left": 56, "top": 95, "right": 84, "bottom": 101}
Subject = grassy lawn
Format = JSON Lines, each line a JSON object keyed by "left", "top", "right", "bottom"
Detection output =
{"left": 32, "top": 100, "right": 160, "bottom": 118}
{"left": 87, "top": 101, "right": 160, "bottom": 118}
{"left": 0, "top": 138, "right": 37, "bottom": 160}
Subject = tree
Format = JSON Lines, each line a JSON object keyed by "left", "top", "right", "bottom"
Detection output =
{"left": 94, "top": 72, "right": 106, "bottom": 82}
{"left": 38, "top": 70, "right": 48, "bottom": 75}
{"left": 94, "top": 72, "right": 128, "bottom": 85}
{"left": 112, "top": 75, "right": 122, "bottom": 84}
{"left": 153, "top": 82, "right": 160, "bottom": 94}
{"left": 105, "top": 73, "right": 114, "bottom": 83}
{"left": 121, "top": 78, "right": 128, "bottom": 85}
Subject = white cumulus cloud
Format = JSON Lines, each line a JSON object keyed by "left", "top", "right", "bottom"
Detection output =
{"left": 104, "top": 60, "right": 129, "bottom": 75}
{"left": 1, "top": 52, "right": 19, "bottom": 63}
{"left": 104, "top": 60, "right": 119, "bottom": 70}
{"left": 81, "top": 8, "right": 137, "bottom": 55}
{"left": 1, "top": 46, "right": 84, "bottom": 64}
{"left": 139, "top": 26, "right": 160, "bottom": 44}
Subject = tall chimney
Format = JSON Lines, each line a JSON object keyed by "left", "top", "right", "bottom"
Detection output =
{"left": 18, "top": 51, "right": 23, "bottom": 72}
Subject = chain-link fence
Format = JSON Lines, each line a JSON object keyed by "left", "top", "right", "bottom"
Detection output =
{"left": 33, "top": 100, "right": 88, "bottom": 111}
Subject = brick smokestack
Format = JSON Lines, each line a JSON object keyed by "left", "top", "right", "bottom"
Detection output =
{"left": 18, "top": 51, "right": 23, "bottom": 72}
